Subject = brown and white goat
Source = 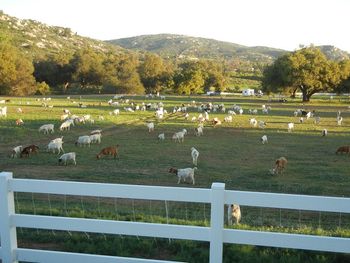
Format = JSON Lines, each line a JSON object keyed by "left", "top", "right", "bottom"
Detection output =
{"left": 270, "top": 157, "right": 288, "bottom": 175}
{"left": 20, "top": 145, "right": 39, "bottom": 158}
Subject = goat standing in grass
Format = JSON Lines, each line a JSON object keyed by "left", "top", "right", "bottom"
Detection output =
{"left": 191, "top": 147, "right": 199, "bottom": 166}
{"left": 228, "top": 204, "right": 241, "bottom": 225}
{"left": 168, "top": 167, "right": 197, "bottom": 185}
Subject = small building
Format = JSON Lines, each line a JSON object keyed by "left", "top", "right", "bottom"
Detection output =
{"left": 242, "top": 89, "right": 255, "bottom": 96}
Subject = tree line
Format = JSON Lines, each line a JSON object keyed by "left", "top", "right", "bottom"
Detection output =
{"left": 0, "top": 40, "right": 228, "bottom": 96}
{"left": 1, "top": 37, "right": 350, "bottom": 102}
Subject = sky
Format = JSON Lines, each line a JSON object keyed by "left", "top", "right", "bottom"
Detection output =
{"left": 1, "top": 0, "right": 350, "bottom": 52}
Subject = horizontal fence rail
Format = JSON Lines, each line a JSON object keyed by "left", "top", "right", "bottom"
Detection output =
{"left": 1, "top": 172, "right": 350, "bottom": 263}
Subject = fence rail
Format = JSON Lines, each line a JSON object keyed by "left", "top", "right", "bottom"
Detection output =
{"left": 1, "top": 172, "right": 350, "bottom": 263}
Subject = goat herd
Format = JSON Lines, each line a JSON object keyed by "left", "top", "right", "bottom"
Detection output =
{"left": 2, "top": 95, "right": 350, "bottom": 225}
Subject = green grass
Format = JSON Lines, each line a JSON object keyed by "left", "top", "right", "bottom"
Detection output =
{"left": 1, "top": 94, "right": 350, "bottom": 262}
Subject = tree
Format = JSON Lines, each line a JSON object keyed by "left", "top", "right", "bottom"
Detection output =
{"left": 0, "top": 42, "right": 36, "bottom": 95}
{"left": 138, "top": 53, "right": 166, "bottom": 94}
{"left": 116, "top": 54, "right": 144, "bottom": 94}
{"left": 262, "top": 47, "right": 345, "bottom": 101}
{"left": 70, "top": 48, "right": 106, "bottom": 90}
{"left": 36, "top": 81, "right": 51, "bottom": 95}
{"left": 173, "top": 61, "right": 205, "bottom": 95}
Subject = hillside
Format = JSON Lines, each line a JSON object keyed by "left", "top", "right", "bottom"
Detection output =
{"left": 108, "top": 34, "right": 350, "bottom": 63}
{"left": 0, "top": 11, "right": 125, "bottom": 61}
{"left": 107, "top": 34, "right": 288, "bottom": 63}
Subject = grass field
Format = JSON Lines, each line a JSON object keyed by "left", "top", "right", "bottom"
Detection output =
{"left": 1, "top": 94, "right": 350, "bottom": 262}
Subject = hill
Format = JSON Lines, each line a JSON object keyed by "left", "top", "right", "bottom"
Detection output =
{"left": 108, "top": 34, "right": 350, "bottom": 63}
{"left": 107, "top": 34, "right": 288, "bottom": 63}
{"left": 0, "top": 11, "right": 125, "bottom": 61}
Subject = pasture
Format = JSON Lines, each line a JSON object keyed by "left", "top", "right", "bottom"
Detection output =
{"left": 0, "top": 94, "right": 350, "bottom": 262}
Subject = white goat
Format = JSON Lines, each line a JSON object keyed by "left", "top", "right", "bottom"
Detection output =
{"left": 191, "top": 147, "right": 199, "bottom": 166}
{"left": 322, "top": 129, "right": 328, "bottom": 137}
{"left": 58, "top": 152, "right": 76, "bottom": 166}
{"left": 168, "top": 167, "right": 197, "bottom": 185}
{"left": 47, "top": 141, "right": 64, "bottom": 154}
{"left": 258, "top": 121, "right": 266, "bottom": 129}
{"left": 75, "top": 135, "right": 91, "bottom": 147}
{"left": 11, "top": 145, "right": 23, "bottom": 158}
{"left": 89, "top": 133, "right": 102, "bottom": 144}
{"left": 158, "top": 133, "right": 165, "bottom": 141}
{"left": 194, "top": 126, "right": 203, "bottom": 136}
{"left": 0, "top": 106, "right": 7, "bottom": 117}
{"left": 172, "top": 131, "right": 185, "bottom": 143}
{"left": 39, "top": 124, "right": 54, "bottom": 134}
{"left": 224, "top": 115, "right": 233, "bottom": 123}
{"left": 287, "top": 123, "right": 294, "bottom": 132}
{"left": 249, "top": 118, "right": 257, "bottom": 127}
{"left": 59, "top": 120, "right": 72, "bottom": 131}
{"left": 261, "top": 135, "right": 268, "bottom": 144}
{"left": 146, "top": 122, "right": 154, "bottom": 132}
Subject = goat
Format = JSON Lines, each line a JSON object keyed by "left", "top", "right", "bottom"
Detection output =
{"left": 47, "top": 141, "right": 64, "bottom": 155}
{"left": 287, "top": 123, "right": 294, "bottom": 132}
{"left": 16, "top": 119, "right": 24, "bottom": 126}
{"left": 336, "top": 146, "right": 350, "bottom": 155}
{"left": 270, "top": 157, "right": 288, "bottom": 175}
{"left": 227, "top": 204, "right": 241, "bottom": 225}
{"left": 261, "top": 135, "right": 268, "bottom": 144}
{"left": 39, "top": 124, "right": 54, "bottom": 134}
{"left": 168, "top": 167, "right": 197, "bottom": 185}
{"left": 11, "top": 145, "right": 23, "bottom": 158}
{"left": 146, "top": 122, "right": 154, "bottom": 132}
{"left": 58, "top": 152, "right": 76, "bottom": 166}
{"left": 75, "top": 136, "right": 91, "bottom": 147}
{"left": 96, "top": 145, "right": 119, "bottom": 159}
{"left": 322, "top": 129, "right": 328, "bottom": 137}
{"left": 158, "top": 133, "right": 165, "bottom": 141}
{"left": 191, "top": 147, "right": 199, "bottom": 166}
{"left": 20, "top": 145, "right": 39, "bottom": 158}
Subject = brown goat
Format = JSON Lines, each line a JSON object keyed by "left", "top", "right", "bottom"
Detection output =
{"left": 270, "top": 157, "right": 287, "bottom": 175}
{"left": 96, "top": 145, "right": 119, "bottom": 159}
{"left": 336, "top": 146, "right": 350, "bottom": 155}
{"left": 20, "top": 145, "right": 39, "bottom": 158}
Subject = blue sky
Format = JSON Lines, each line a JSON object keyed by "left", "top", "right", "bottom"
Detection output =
{"left": 2, "top": 0, "right": 350, "bottom": 52}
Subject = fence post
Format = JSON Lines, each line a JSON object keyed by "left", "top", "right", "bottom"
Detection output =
{"left": 210, "top": 182, "right": 225, "bottom": 263}
{"left": 0, "top": 172, "right": 18, "bottom": 263}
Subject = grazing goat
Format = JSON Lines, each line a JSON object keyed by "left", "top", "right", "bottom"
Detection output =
{"left": 172, "top": 131, "right": 186, "bottom": 143}
{"left": 287, "top": 123, "right": 294, "bottom": 132}
{"left": 89, "top": 133, "right": 102, "bottom": 144}
{"left": 59, "top": 120, "right": 73, "bottom": 131}
{"left": 261, "top": 135, "right": 268, "bottom": 144}
{"left": 16, "top": 119, "right": 24, "bottom": 126}
{"left": 11, "top": 145, "right": 23, "bottom": 158}
{"left": 212, "top": 117, "right": 222, "bottom": 127}
{"left": 158, "top": 133, "right": 165, "bottom": 141}
{"left": 47, "top": 141, "right": 64, "bottom": 154}
{"left": 270, "top": 157, "right": 288, "bottom": 175}
{"left": 249, "top": 118, "right": 257, "bottom": 127}
{"left": 258, "top": 121, "right": 266, "bottom": 129}
{"left": 20, "top": 145, "right": 39, "bottom": 158}
{"left": 191, "top": 147, "right": 199, "bottom": 166}
{"left": 39, "top": 124, "right": 54, "bottom": 134}
{"left": 168, "top": 167, "right": 197, "bottom": 185}
{"left": 75, "top": 136, "right": 91, "bottom": 147}
{"left": 96, "top": 145, "right": 119, "bottom": 159}
{"left": 90, "top": 129, "right": 102, "bottom": 135}
{"left": 58, "top": 152, "right": 76, "bottom": 165}
{"left": 227, "top": 204, "right": 241, "bottom": 225}
{"left": 335, "top": 146, "right": 350, "bottom": 155}
{"left": 224, "top": 115, "right": 233, "bottom": 123}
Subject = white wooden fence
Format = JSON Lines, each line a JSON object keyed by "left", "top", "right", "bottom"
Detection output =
{"left": 1, "top": 171, "right": 350, "bottom": 263}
